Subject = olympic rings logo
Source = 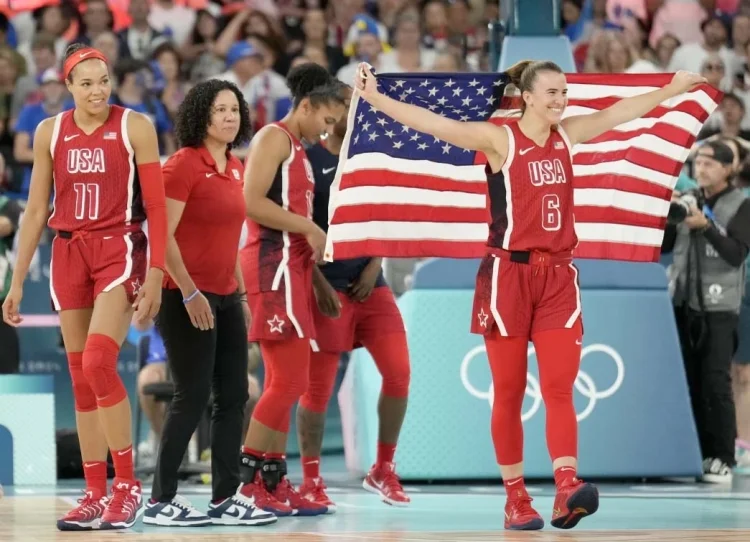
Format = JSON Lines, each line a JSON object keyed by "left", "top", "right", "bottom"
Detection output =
{"left": 459, "top": 343, "right": 625, "bottom": 422}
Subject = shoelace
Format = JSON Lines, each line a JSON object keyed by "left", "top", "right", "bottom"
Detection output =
{"left": 253, "top": 478, "right": 282, "bottom": 507}
{"left": 170, "top": 495, "right": 195, "bottom": 512}
{"left": 512, "top": 496, "right": 537, "bottom": 517}
{"left": 231, "top": 492, "right": 258, "bottom": 509}
{"left": 380, "top": 470, "right": 405, "bottom": 495}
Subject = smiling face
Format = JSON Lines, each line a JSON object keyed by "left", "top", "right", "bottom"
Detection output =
{"left": 522, "top": 70, "right": 568, "bottom": 126}
{"left": 66, "top": 59, "right": 111, "bottom": 115}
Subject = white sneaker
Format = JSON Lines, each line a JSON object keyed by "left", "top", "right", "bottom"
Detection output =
{"left": 702, "top": 457, "right": 733, "bottom": 484}
{"left": 142, "top": 495, "right": 211, "bottom": 527}
{"left": 207, "top": 491, "right": 277, "bottom": 526}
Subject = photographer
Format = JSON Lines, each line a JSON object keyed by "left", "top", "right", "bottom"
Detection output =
{"left": 663, "top": 140, "right": 750, "bottom": 483}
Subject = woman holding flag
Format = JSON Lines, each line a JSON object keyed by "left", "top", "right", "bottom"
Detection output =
{"left": 353, "top": 61, "right": 706, "bottom": 531}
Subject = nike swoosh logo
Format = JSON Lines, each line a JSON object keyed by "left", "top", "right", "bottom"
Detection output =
{"left": 117, "top": 449, "right": 130, "bottom": 456}
{"left": 64, "top": 134, "right": 79, "bottom": 141}
{"left": 575, "top": 339, "right": 582, "bottom": 345}
{"left": 322, "top": 167, "right": 336, "bottom": 174}
{"left": 80, "top": 52, "right": 93, "bottom": 58}
{"left": 506, "top": 478, "right": 522, "bottom": 485}
{"left": 295, "top": 145, "right": 302, "bottom": 151}
{"left": 205, "top": 173, "right": 215, "bottom": 178}
{"left": 519, "top": 147, "right": 534, "bottom": 155}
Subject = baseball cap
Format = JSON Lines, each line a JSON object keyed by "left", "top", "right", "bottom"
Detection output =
{"left": 39, "top": 68, "right": 62, "bottom": 85}
{"left": 226, "top": 41, "right": 263, "bottom": 68}
{"left": 697, "top": 140, "right": 734, "bottom": 165}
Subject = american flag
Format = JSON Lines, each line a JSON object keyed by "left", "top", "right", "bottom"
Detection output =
{"left": 324, "top": 72, "right": 721, "bottom": 263}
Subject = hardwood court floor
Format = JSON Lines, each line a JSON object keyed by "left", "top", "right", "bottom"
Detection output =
{"left": 3, "top": 475, "right": 750, "bottom": 542}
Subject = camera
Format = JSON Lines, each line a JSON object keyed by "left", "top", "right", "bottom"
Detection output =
{"left": 667, "top": 190, "right": 705, "bottom": 224}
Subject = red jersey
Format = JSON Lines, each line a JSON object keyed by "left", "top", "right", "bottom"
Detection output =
{"left": 48, "top": 105, "right": 145, "bottom": 233}
{"left": 241, "top": 122, "right": 315, "bottom": 294}
{"left": 163, "top": 146, "right": 246, "bottom": 295}
{"left": 486, "top": 121, "right": 577, "bottom": 253}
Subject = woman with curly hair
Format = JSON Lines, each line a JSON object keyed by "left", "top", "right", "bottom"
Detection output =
{"left": 143, "top": 78, "right": 276, "bottom": 528}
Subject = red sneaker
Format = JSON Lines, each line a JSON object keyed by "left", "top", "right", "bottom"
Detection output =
{"left": 272, "top": 478, "right": 328, "bottom": 516}
{"left": 299, "top": 477, "right": 336, "bottom": 514}
{"left": 56, "top": 490, "right": 108, "bottom": 531}
{"left": 504, "top": 492, "right": 544, "bottom": 531}
{"left": 362, "top": 462, "right": 410, "bottom": 507}
{"left": 239, "top": 472, "right": 294, "bottom": 517}
{"left": 551, "top": 477, "right": 599, "bottom": 529}
{"left": 100, "top": 478, "right": 143, "bottom": 530}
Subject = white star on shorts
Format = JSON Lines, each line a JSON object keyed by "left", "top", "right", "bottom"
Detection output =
{"left": 131, "top": 279, "right": 142, "bottom": 297}
{"left": 478, "top": 308, "right": 489, "bottom": 328}
{"left": 267, "top": 315, "right": 285, "bottom": 333}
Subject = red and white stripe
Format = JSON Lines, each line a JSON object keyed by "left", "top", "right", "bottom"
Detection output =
{"left": 325, "top": 74, "right": 721, "bottom": 263}
{"left": 102, "top": 108, "right": 136, "bottom": 294}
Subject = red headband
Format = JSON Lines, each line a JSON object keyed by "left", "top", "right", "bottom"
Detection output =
{"left": 63, "top": 48, "right": 108, "bottom": 81}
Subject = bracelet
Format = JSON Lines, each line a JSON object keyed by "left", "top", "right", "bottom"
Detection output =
{"left": 182, "top": 289, "right": 200, "bottom": 304}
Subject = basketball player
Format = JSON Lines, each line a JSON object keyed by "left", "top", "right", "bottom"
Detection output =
{"left": 355, "top": 62, "right": 705, "bottom": 530}
{"left": 237, "top": 62, "right": 346, "bottom": 516}
{"left": 296, "top": 85, "right": 411, "bottom": 511}
{"left": 2, "top": 44, "right": 168, "bottom": 530}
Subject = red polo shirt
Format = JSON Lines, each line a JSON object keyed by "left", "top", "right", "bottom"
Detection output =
{"left": 163, "top": 145, "right": 246, "bottom": 295}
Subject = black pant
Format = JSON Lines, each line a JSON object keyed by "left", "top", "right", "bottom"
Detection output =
{"left": 674, "top": 306, "right": 738, "bottom": 465}
{"left": 0, "top": 299, "right": 20, "bottom": 374}
{"left": 152, "top": 288, "right": 249, "bottom": 502}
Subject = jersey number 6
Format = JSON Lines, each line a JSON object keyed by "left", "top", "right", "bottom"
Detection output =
{"left": 73, "top": 183, "right": 101, "bottom": 221}
{"left": 542, "top": 193, "right": 561, "bottom": 232}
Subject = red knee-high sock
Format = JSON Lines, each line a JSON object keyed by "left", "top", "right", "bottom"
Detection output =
{"left": 532, "top": 322, "right": 583, "bottom": 463}
{"left": 252, "top": 339, "right": 310, "bottom": 433}
{"left": 485, "top": 330, "right": 529, "bottom": 466}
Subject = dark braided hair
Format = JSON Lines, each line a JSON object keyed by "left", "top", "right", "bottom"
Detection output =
{"left": 174, "top": 79, "right": 252, "bottom": 149}
{"left": 286, "top": 62, "right": 347, "bottom": 109}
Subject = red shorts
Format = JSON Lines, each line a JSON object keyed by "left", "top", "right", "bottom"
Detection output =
{"left": 471, "top": 253, "right": 582, "bottom": 338}
{"left": 247, "top": 261, "right": 315, "bottom": 341}
{"left": 312, "top": 286, "right": 405, "bottom": 353}
{"left": 50, "top": 230, "right": 148, "bottom": 311}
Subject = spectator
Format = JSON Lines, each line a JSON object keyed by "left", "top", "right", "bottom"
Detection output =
{"left": 699, "top": 94, "right": 750, "bottom": 143}
{"left": 668, "top": 15, "right": 734, "bottom": 89}
{"left": 213, "top": 41, "right": 266, "bottom": 104}
{"left": 73, "top": 0, "right": 114, "bottom": 46}
{"left": 23, "top": 4, "right": 72, "bottom": 64}
{"left": 379, "top": 11, "right": 436, "bottom": 72}
{"left": 421, "top": 0, "right": 449, "bottom": 50}
{"left": 149, "top": 0, "right": 197, "bottom": 47}
{"left": 245, "top": 34, "right": 292, "bottom": 131}
{"left": 0, "top": 50, "right": 20, "bottom": 183}
{"left": 92, "top": 30, "right": 121, "bottom": 65}
{"left": 337, "top": 23, "right": 384, "bottom": 84}
{"left": 112, "top": 58, "right": 176, "bottom": 156}
{"left": 152, "top": 43, "right": 190, "bottom": 122}
{"left": 12, "top": 68, "right": 67, "bottom": 199}
{"left": 11, "top": 32, "right": 58, "bottom": 121}
{"left": 180, "top": 4, "right": 224, "bottom": 82}
{"left": 296, "top": 8, "right": 347, "bottom": 74}
{"left": 0, "top": 192, "right": 21, "bottom": 374}
{"left": 118, "top": 0, "right": 164, "bottom": 60}
{"left": 653, "top": 33, "right": 681, "bottom": 70}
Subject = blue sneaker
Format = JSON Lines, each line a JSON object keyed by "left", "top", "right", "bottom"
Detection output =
{"left": 207, "top": 492, "right": 277, "bottom": 526}
{"left": 142, "top": 495, "right": 211, "bottom": 527}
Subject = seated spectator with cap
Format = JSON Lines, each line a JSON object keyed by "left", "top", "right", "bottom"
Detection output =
{"left": 213, "top": 41, "right": 266, "bottom": 105}
{"left": 12, "top": 68, "right": 67, "bottom": 199}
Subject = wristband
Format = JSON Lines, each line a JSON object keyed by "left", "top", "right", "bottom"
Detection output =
{"left": 183, "top": 290, "right": 200, "bottom": 304}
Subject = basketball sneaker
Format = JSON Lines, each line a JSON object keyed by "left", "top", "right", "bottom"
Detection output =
{"left": 551, "top": 477, "right": 599, "bottom": 529}
{"left": 207, "top": 492, "right": 277, "bottom": 526}
{"left": 504, "top": 491, "right": 544, "bottom": 531}
{"left": 56, "top": 490, "right": 108, "bottom": 531}
{"left": 271, "top": 477, "right": 328, "bottom": 516}
{"left": 702, "top": 457, "right": 733, "bottom": 484}
{"left": 100, "top": 478, "right": 143, "bottom": 530}
{"left": 299, "top": 477, "right": 337, "bottom": 514}
{"left": 363, "top": 462, "right": 410, "bottom": 506}
{"left": 239, "top": 472, "right": 294, "bottom": 517}
{"left": 143, "top": 495, "right": 212, "bottom": 527}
